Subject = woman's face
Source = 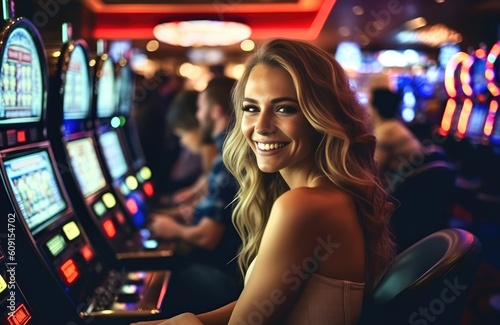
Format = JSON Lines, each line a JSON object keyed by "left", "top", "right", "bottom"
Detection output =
{"left": 241, "top": 64, "right": 319, "bottom": 174}
{"left": 174, "top": 128, "right": 202, "bottom": 154}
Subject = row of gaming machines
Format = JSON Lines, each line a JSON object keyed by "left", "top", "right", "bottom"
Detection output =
{"left": 0, "top": 5, "right": 178, "bottom": 325}
{"left": 438, "top": 41, "right": 500, "bottom": 194}
{"left": 440, "top": 43, "right": 500, "bottom": 148}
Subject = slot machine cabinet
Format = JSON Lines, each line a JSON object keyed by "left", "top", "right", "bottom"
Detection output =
{"left": 485, "top": 41, "right": 500, "bottom": 152}
{"left": 439, "top": 51, "right": 474, "bottom": 164}
{"left": 0, "top": 6, "right": 170, "bottom": 324}
{"left": 453, "top": 48, "right": 490, "bottom": 185}
{"left": 0, "top": 246, "right": 34, "bottom": 325}
{"left": 46, "top": 24, "right": 175, "bottom": 269}
{"left": 91, "top": 42, "right": 171, "bottom": 256}
{"left": 461, "top": 47, "right": 490, "bottom": 144}
{"left": 114, "top": 58, "right": 157, "bottom": 206}
{"left": 0, "top": 4, "right": 81, "bottom": 323}
{"left": 477, "top": 40, "right": 500, "bottom": 202}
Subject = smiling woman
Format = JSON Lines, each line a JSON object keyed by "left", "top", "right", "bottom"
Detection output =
{"left": 131, "top": 38, "right": 396, "bottom": 325}
{"left": 240, "top": 64, "right": 321, "bottom": 175}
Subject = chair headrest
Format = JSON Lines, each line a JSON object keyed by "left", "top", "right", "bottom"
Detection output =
{"left": 373, "top": 228, "right": 481, "bottom": 304}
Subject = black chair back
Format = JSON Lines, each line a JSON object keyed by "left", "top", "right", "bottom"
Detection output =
{"left": 359, "top": 228, "right": 482, "bottom": 325}
{"left": 390, "top": 160, "right": 457, "bottom": 252}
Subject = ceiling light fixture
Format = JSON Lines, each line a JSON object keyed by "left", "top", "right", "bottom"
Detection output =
{"left": 153, "top": 20, "right": 252, "bottom": 47}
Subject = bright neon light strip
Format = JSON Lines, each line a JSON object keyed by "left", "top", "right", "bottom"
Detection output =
{"left": 444, "top": 52, "right": 470, "bottom": 98}
{"left": 457, "top": 98, "right": 473, "bottom": 137}
{"left": 486, "top": 41, "right": 500, "bottom": 97}
{"left": 484, "top": 100, "right": 499, "bottom": 137}
{"left": 440, "top": 98, "right": 456, "bottom": 134}
{"left": 460, "top": 55, "right": 474, "bottom": 97}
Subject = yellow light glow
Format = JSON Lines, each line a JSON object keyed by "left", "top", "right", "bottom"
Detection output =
{"left": 179, "top": 62, "right": 202, "bottom": 79}
{"left": 484, "top": 101, "right": 498, "bottom": 137}
{"left": 126, "top": 175, "right": 139, "bottom": 190}
{"left": 457, "top": 99, "right": 473, "bottom": 136}
{"left": 440, "top": 98, "right": 456, "bottom": 133}
{"left": 146, "top": 40, "right": 159, "bottom": 52}
{"left": 231, "top": 64, "right": 245, "bottom": 80}
{"left": 405, "top": 17, "right": 427, "bottom": 30}
{"left": 63, "top": 221, "right": 81, "bottom": 241}
{"left": 240, "top": 39, "right": 255, "bottom": 52}
{"left": 139, "top": 166, "right": 152, "bottom": 180}
{"left": 102, "top": 192, "right": 117, "bottom": 209}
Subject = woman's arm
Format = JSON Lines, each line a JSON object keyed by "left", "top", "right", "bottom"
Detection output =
{"left": 197, "top": 300, "right": 237, "bottom": 325}
{"left": 130, "top": 301, "right": 236, "bottom": 325}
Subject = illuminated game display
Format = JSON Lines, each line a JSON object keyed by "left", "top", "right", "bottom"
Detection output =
{"left": 440, "top": 52, "right": 472, "bottom": 136}
{"left": 98, "top": 130, "right": 128, "bottom": 180}
{"left": 115, "top": 63, "right": 150, "bottom": 172}
{"left": 486, "top": 41, "right": 500, "bottom": 145}
{"left": 464, "top": 49, "right": 489, "bottom": 141}
{"left": 117, "top": 63, "right": 133, "bottom": 115}
{"left": 66, "top": 137, "right": 107, "bottom": 197}
{"left": 0, "top": 27, "right": 43, "bottom": 124}
{"left": 3, "top": 150, "right": 66, "bottom": 235}
{"left": 0, "top": 14, "right": 169, "bottom": 321}
{"left": 96, "top": 58, "right": 116, "bottom": 118}
{"left": 63, "top": 45, "right": 90, "bottom": 120}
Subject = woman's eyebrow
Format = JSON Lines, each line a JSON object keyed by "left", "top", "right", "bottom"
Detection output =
{"left": 243, "top": 97, "right": 299, "bottom": 104}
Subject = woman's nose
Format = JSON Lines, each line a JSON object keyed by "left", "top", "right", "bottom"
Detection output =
{"left": 255, "top": 112, "right": 276, "bottom": 135}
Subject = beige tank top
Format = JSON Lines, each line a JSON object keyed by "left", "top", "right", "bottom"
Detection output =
{"left": 245, "top": 258, "right": 365, "bottom": 325}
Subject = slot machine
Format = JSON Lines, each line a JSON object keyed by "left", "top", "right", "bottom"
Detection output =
{"left": 114, "top": 57, "right": 154, "bottom": 200}
{"left": 46, "top": 23, "right": 175, "bottom": 267}
{"left": 91, "top": 41, "right": 159, "bottom": 247}
{"left": 461, "top": 47, "right": 490, "bottom": 143}
{"left": 0, "top": 246, "right": 33, "bottom": 325}
{"left": 0, "top": 4, "right": 170, "bottom": 324}
{"left": 485, "top": 41, "right": 500, "bottom": 152}
{"left": 439, "top": 51, "right": 477, "bottom": 171}
{"left": 0, "top": 8, "right": 36, "bottom": 325}
{"left": 450, "top": 47, "right": 491, "bottom": 186}
{"left": 440, "top": 51, "right": 472, "bottom": 138}
{"left": 0, "top": 3, "right": 81, "bottom": 323}
{"left": 477, "top": 40, "right": 500, "bottom": 201}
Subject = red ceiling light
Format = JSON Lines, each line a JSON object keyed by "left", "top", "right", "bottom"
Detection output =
{"left": 85, "top": 0, "right": 337, "bottom": 41}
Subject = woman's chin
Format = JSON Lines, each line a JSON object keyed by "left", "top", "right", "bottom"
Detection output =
{"left": 257, "top": 164, "right": 279, "bottom": 174}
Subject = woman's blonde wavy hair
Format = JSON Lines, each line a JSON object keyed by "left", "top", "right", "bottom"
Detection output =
{"left": 222, "top": 38, "right": 395, "bottom": 292}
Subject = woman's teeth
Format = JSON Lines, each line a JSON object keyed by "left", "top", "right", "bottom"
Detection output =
{"left": 257, "top": 142, "right": 285, "bottom": 151}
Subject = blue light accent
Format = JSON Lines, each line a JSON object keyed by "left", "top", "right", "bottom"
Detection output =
{"left": 132, "top": 210, "right": 145, "bottom": 229}
{"left": 63, "top": 119, "right": 84, "bottom": 135}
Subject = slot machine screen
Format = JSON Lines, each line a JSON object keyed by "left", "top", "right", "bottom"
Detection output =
{"left": 99, "top": 131, "right": 128, "bottom": 180}
{"left": 0, "top": 27, "right": 43, "bottom": 124}
{"left": 63, "top": 45, "right": 90, "bottom": 120}
{"left": 117, "top": 65, "right": 134, "bottom": 115}
{"left": 3, "top": 150, "right": 67, "bottom": 235}
{"left": 66, "top": 137, "right": 107, "bottom": 197}
{"left": 466, "top": 104, "right": 488, "bottom": 139}
{"left": 96, "top": 58, "right": 117, "bottom": 118}
{"left": 123, "top": 122, "right": 144, "bottom": 168}
{"left": 470, "top": 57, "right": 488, "bottom": 95}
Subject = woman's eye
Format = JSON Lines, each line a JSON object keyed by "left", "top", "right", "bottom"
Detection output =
{"left": 242, "top": 105, "right": 258, "bottom": 112}
{"left": 276, "top": 105, "right": 297, "bottom": 113}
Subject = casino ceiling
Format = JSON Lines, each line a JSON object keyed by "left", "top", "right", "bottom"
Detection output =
{"left": 17, "top": 0, "right": 500, "bottom": 60}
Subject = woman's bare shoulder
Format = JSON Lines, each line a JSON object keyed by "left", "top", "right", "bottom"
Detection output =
{"left": 271, "top": 187, "right": 356, "bottom": 227}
